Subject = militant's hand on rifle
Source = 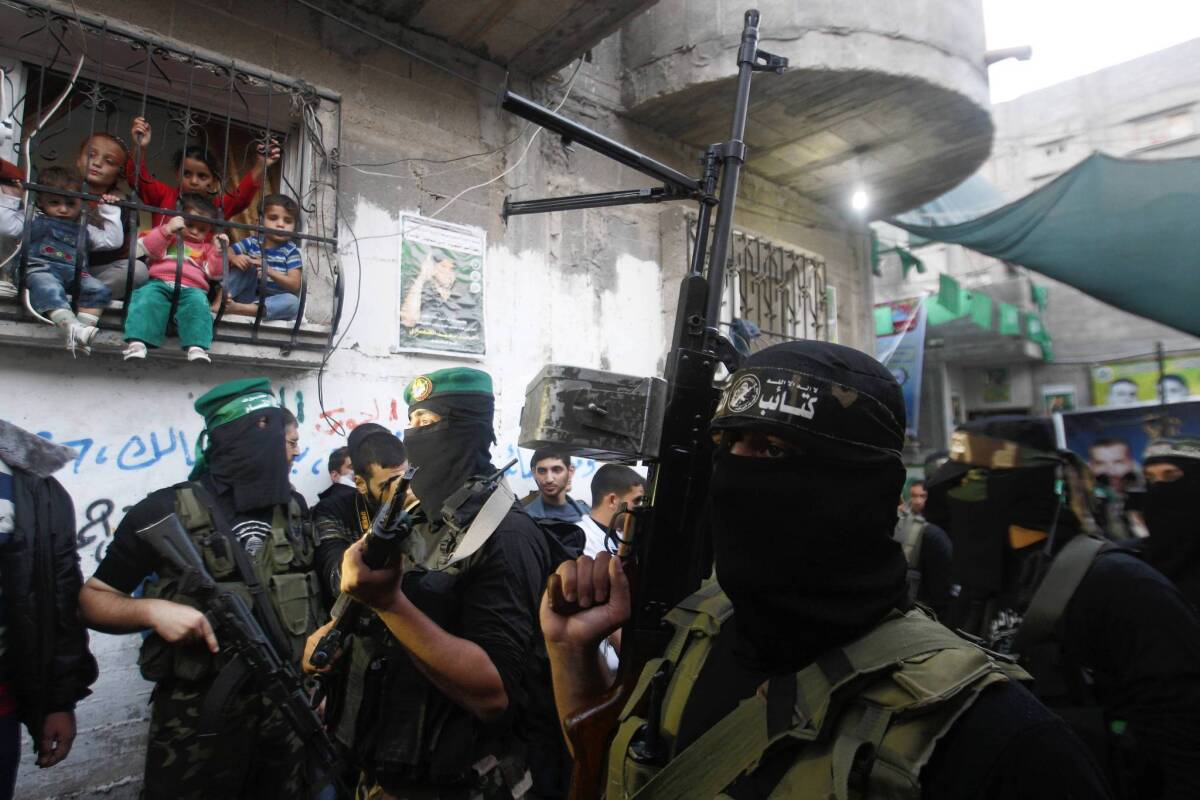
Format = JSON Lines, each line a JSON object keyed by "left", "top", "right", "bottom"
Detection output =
{"left": 540, "top": 552, "right": 632, "bottom": 749}
{"left": 339, "top": 537, "right": 404, "bottom": 612}
{"left": 302, "top": 619, "right": 339, "bottom": 674}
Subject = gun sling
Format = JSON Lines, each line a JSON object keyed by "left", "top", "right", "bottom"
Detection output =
{"left": 188, "top": 484, "right": 296, "bottom": 736}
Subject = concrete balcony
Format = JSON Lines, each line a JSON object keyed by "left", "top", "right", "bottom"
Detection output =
{"left": 621, "top": 0, "right": 993, "bottom": 217}
{"left": 313, "top": 0, "right": 661, "bottom": 76}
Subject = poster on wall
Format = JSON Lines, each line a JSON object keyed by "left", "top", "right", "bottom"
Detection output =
{"left": 875, "top": 297, "right": 927, "bottom": 438}
{"left": 1090, "top": 352, "right": 1200, "bottom": 406}
{"left": 397, "top": 214, "right": 487, "bottom": 357}
{"left": 1055, "top": 400, "right": 1200, "bottom": 491}
{"left": 982, "top": 368, "right": 1012, "bottom": 404}
{"left": 1041, "top": 383, "right": 1076, "bottom": 414}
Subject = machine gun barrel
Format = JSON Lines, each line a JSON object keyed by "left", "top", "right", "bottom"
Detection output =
{"left": 501, "top": 91, "right": 701, "bottom": 196}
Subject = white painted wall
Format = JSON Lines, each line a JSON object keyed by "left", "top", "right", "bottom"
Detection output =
{"left": 1, "top": 189, "right": 668, "bottom": 796}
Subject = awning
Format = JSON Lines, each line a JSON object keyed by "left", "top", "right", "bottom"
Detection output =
{"left": 889, "top": 153, "right": 1200, "bottom": 336}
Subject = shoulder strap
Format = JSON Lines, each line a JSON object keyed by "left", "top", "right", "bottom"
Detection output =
{"left": 441, "top": 480, "right": 516, "bottom": 568}
{"left": 632, "top": 611, "right": 977, "bottom": 800}
{"left": 1014, "top": 534, "right": 1109, "bottom": 651}
{"left": 186, "top": 482, "right": 294, "bottom": 661}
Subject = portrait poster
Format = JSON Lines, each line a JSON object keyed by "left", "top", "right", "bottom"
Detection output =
{"left": 397, "top": 215, "right": 486, "bottom": 357}
{"left": 982, "top": 368, "right": 1012, "bottom": 404}
{"left": 1041, "top": 384, "right": 1076, "bottom": 415}
{"left": 1090, "top": 352, "right": 1200, "bottom": 406}
{"left": 1055, "top": 400, "right": 1200, "bottom": 483}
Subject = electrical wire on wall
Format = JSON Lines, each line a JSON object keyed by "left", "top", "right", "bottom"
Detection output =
{"left": 285, "top": 0, "right": 590, "bottom": 433}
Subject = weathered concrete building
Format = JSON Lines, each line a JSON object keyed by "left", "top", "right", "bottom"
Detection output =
{"left": 0, "top": 0, "right": 993, "bottom": 794}
{"left": 875, "top": 38, "right": 1200, "bottom": 455}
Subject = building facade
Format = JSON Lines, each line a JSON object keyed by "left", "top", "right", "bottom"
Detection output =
{"left": 875, "top": 37, "right": 1200, "bottom": 458}
{"left": 0, "top": 0, "right": 992, "bottom": 794}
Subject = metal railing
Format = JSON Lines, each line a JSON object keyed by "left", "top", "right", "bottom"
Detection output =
{"left": 688, "top": 219, "right": 829, "bottom": 349}
{"left": 0, "top": 0, "right": 343, "bottom": 355}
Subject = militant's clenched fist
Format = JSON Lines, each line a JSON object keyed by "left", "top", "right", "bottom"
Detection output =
{"left": 540, "top": 552, "right": 631, "bottom": 652}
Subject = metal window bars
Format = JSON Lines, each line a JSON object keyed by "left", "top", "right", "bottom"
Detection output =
{"left": 0, "top": 0, "right": 342, "bottom": 356}
{"left": 688, "top": 218, "right": 829, "bottom": 350}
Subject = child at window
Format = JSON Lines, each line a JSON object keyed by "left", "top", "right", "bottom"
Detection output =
{"left": 76, "top": 132, "right": 149, "bottom": 300}
{"left": 215, "top": 194, "right": 303, "bottom": 322}
{"left": 122, "top": 193, "right": 227, "bottom": 363}
{"left": 0, "top": 166, "right": 122, "bottom": 353}
{"left": 126, "top": 116, "right": 280, "bottom": 226}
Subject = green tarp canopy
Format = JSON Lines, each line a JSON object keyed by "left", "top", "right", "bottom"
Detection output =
{"left": 889, "top": 153, "right": 1200, "bottom": 336}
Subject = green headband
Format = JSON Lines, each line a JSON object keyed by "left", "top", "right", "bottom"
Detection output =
{"left": 189, "top": 391, "right": 279, "bottom": 479}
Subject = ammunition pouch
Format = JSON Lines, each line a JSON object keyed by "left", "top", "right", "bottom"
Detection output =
{"left": 138, "top": 483, "right": 322, "bottom": 681}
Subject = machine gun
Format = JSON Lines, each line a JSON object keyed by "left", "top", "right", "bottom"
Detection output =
{"left": 136, "top": 514, "right": 342, "bottom": 776}
{"left": 504, "top": 10, "right": 786, "bottom": 798}
{"left": 309, "top": 467, "right": 417, "bottom": 670}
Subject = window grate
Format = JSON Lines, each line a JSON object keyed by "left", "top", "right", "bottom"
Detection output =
{"left": 0, "top": 0, "right": 343, "bottom": 356}
{"left": 688, "top": 219, "right": 829, "bottom": 350}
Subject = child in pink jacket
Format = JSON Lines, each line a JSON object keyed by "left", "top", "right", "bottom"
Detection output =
{"left": 122, "top": 193, "right": 226, "bottom": 363}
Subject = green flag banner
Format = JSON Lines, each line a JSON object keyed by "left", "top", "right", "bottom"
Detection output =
{"left": 938, "top": 274, "right": 968, "bottom": 315}
{"left": 970, "top": 292, "right": 993, "bottom": 330}
{"left": 1030, "top": 283, "right": 1048, "bottom": 311}
{"left": 999, "top": 303, "right": 1020, "bottom": 335}
{"left": 874, "top": 305, "right": 894, "bottom": 336}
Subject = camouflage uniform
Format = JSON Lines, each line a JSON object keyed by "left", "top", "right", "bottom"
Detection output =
{"left": 143, "top": 681, "right": 306, "bottom": 799}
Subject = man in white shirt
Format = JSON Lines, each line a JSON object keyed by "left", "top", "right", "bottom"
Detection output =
{"left": 577, "top": 464, "right": 646, "bottom": 558}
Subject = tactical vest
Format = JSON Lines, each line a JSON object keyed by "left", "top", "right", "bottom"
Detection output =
{"left": 608, "top": 583, "right": 1029, "bottom": 800}
{"left": 893, "top": 513, "right": 926, "bottom": 602}
{"left": 138, "top": 483, "right": 323, "bottom": 683}
{"left": 331, "top": 489, "right": 525, "bottom": 783}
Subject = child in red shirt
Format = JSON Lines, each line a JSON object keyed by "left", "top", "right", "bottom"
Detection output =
{"left": 126, "top": 116, "right": 280, "bottom": 227}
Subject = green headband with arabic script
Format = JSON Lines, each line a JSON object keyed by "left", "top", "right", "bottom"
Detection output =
{"left": 188, "top": 378, "right": 279, "bottom": 479}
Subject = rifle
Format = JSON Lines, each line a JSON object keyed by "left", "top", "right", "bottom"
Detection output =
{"left": 309, "top": 467, "right": 418, "bottom": 670}
{"left": 136, "top": 514, "right": 342, "bottom": 776}
{"left": 506, "top": 10, "right": 786, "bottom": 798}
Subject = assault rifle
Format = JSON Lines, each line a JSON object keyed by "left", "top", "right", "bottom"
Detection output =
{"left": 136, "top": 514, "right": 341, "bottom": 774}
{"left": 309, "top": 467, "right": 418, "bottom": 670}
{"left": 505, "top": 10, "right": 786, "bottom": 798}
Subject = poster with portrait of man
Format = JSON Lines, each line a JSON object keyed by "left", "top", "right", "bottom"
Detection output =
{"left": 397, "top": 214, "right": 486, "bottom": 357}
{"left": 1056, "top": 400, "right": 1200, "bottom": 494}
{"left": 1091, "top": 353, "right": 1200, "bottom": 406}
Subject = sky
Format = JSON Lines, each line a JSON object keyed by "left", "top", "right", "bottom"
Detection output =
{"left": 983, "top": 0, "right": 1200, "bottom": 103}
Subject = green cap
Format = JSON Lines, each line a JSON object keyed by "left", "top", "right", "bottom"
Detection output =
{"left": 404, "top": 368, "right": 493, "bottom": 406}
{"left": 194, "top": 378, "right": 279, "bottom": 429}
{"left": 189, "top": 378, "right": 279, "bottom": 480}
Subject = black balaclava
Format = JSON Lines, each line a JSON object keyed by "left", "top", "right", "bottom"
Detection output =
{"left": 1142, "top": 439, "right": 1200, "bottom": 603}
{"left": 404, "top": 393, "right": 495, "bottom": 522}
{"left": 708, "top": 341, "right": 910, "bottom": 672}
{"left": 205, "top": 408, "right": 293, "bottom": 513}
{"left": 923, "top": 416, "right": 1094, "bottom": 641}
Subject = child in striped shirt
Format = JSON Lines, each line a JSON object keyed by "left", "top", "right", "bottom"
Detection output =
{"left": 216, "top": 194, "right": 302, "bottom": 322}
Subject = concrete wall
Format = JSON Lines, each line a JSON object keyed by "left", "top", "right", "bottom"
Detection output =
{"left": 1, "top": 2, "right": 875, "bottom": 796}
{"left": 986, "top": 38, "right": 1200, "bottom": 197}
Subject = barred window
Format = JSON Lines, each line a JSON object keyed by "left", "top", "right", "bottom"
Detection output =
{"left": 689, "top": 219, "right": 830, "bottom": 351}
{"left": 0, "top": 0, "right": 342, "bottom": 360}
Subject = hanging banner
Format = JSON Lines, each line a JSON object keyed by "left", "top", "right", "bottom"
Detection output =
{"left": 397, "top": 214, "right": 487, "bottom": 357}
{"left": 875, "top": 298, "right": 927, "bottom": 438}
{"left": 1056, "top": 400, "right": 1200, "bottom": 491}
{"left": 1090, "top": 352, "right": 1200, "bottom": 406}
